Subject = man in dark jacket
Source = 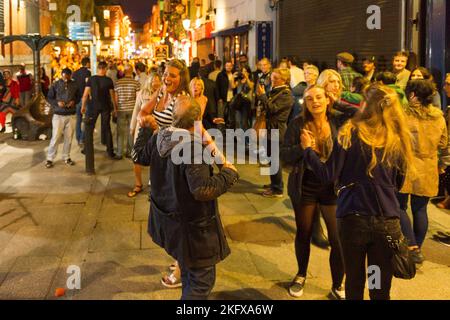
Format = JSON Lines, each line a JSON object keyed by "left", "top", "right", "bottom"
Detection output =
{"left": 72, "top": 57, "right": 91, "bottom": 146}
{"left": 216, "top": 61, "right": 237, "bottom": 127}
{"left": 257, "top": 68, "right": 294, "bottom": 197}
{"left": 45, "top": 68, "right": 81, "bottom": 168}
{"left": 199, "top": 73, "right": 220, "bottom": 130}
{"left": 134, "top": 96, "right": 239, "bottom": 300}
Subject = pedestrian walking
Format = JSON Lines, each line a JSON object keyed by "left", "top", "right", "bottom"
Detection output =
{"left": 114, "top": 65, "right": 141, "bottom": 158}
{"left": 72, "top": 57, "right": 91, "bottom": 147}
{"left": 81, "top": 61, "right": 121, "bottom": 175}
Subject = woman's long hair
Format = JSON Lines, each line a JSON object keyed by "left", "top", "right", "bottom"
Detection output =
{"left": 317, "top": 69, "right": 343, "bottom": 99}
{"left": 189, "top": 77, "right": 204, "bottom": 97}
{"left": 302, "top": 85, "right": 332, "bottom": 123}
{"left": 141, "top": 72, "right": 162, "bottom": 99}
{"left": 338, "top": 83, "right": 414, "bottom": 176}
{"left": 166, "top": 59, "right": 190, "bottom": 96}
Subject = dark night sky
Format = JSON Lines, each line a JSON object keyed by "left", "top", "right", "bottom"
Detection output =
{"left": 120, "top": 0, "right": 156, "bottom": 24}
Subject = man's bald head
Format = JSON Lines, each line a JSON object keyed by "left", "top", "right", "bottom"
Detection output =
{"left": 172, "top": 96, "right": 202, "bottom": 130}
{"left": 124, "top": 65, "right": 133, "bottom": 76}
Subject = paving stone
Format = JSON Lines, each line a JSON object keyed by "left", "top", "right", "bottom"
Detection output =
{"left": 0, "top": 256, "right": 60, "bottom": 299}
{"left": 27, "top": 204, "right": 82, "bottom": 228}
{"left": 98, "top": 203, "right": 134, "bottom": 221}
{"left": 245, "top": 242, "right": 297, "bottom": 282}
{"left": 216, "top": 242, "right": 262, "bottom": 283}
{"left": 222, "top": 214, "right": 293, "bottom": 242}
{"left": 141, "top": 222, "right": 161, "bottom": 250}
{"left": 211, "top": 279, "right": 329, "bottom": 300}
{"left": 133, "top": 198, "right": 150, "bottom": 221}
{"left": 43, "top": 193, "right": 89, "bottom": 204}
{"left": 0, "top": 226, "right": 72, "bottom": 261}
{"left": 69, "top": 250, "right": 173, "bottom": 300}
{"left": 218, "top": 193, "right": 258, "bottom": 216}
{"left": 88, "top": 222, "right": 140, "bottom": 252}
{"left": 243, "top": 193, "right": 292, "bottom": 215}
{"left": 390, "top": 266, "right": 450, "bottom": 300}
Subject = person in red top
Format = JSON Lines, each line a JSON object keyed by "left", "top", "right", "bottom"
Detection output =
{"left": 0, "top": 69, "right": 20, "bottom": 132}
{"left": 16, "top": 63, "right": 33, "bottom": 107}
{"left": 40, "top": 67, "right": 50, "bottom": 97}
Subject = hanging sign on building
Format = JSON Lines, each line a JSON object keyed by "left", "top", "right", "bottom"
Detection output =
{"left": 155, "top": 45, "right": 169, "bottom": 60}
{"left": 257, "top": 22, "right": 272, "bottom": 61}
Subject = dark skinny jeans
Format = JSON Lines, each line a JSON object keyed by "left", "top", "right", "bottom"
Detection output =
{"left": 396, "top": 193, "right": 430, "bottom": 247}
{"left": 338, "top": 214, "right": 401, "bottom": 300}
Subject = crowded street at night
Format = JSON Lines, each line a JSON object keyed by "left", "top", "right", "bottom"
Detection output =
{"left": 0, "top": 0, "right": 450, "bottom": 304}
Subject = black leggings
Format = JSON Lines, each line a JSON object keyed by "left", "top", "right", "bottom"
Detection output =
{"left": 293, "top": 202, "right": 344, "bottom": 288}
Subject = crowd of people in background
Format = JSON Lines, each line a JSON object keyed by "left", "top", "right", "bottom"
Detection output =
{"left": 2, "top": 47, "right": 450, "bottom": 301}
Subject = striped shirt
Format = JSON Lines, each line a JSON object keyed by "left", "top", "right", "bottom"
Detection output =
{"left": 153, "top": 90, "right": 189, "bottom": 128}
{"left": 114, "top": 77, "right": 141, "bottom": 112}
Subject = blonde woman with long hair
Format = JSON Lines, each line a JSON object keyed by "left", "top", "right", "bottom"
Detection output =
{"left": 301, "top": 83, "right": 414, "bottom": 300}
{"left": 189, "top": 77, "right": 207, "bottom": 118}
{"left": 317, "top": 69, "right": 343, "bottom": 104}
{"left": 128, "top": 72, "right": 162, "bottom": 197}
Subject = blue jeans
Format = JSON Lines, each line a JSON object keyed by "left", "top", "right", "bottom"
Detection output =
{"left": 75, "top": 102, "right": 84, "bottom": 144}
{"left": 180, "top": 264, "right": 216, "bottom": 300}
{"left": 397, "top": 193, "right": 429, "bottom": 247}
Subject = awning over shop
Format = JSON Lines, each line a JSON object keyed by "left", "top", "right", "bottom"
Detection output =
{"left": 211, "top": 24, "right": 252, "bottom": 37}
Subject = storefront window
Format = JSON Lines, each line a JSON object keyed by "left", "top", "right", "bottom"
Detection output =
{"left": 222, "top": 33, "right": 248, "bottom": 64}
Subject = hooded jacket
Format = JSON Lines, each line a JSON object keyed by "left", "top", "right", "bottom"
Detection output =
{"left": 134, "top": 127, "right": 238, "bottom": 268}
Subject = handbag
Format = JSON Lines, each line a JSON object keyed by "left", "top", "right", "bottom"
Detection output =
{"left": 360, "top": 144, "right": 416, "bottom": 280}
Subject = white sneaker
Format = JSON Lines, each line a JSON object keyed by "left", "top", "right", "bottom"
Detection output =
{"left": 330, "top": 286, "right": 345, "bottom": 300}
{"left": 288, "top": 276, "right": 306, "bottom": 298}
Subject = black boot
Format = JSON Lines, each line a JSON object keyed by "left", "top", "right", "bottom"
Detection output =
{"left": 311, "top": 209, "right": 330, "bottom": 249}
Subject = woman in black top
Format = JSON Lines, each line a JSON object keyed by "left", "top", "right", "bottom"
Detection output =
{"left": 300, "top": 83, "right": 415, "bottom": 300}
{"left": 281, "top": 85, "right": 346, "bottom": 299}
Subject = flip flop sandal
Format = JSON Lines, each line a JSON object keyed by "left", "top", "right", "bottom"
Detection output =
{"left": 127, "top": 185, "right": 143, "bottom": 198}
{"left": 161, "top": 272, "right": 182, "bottom": 289}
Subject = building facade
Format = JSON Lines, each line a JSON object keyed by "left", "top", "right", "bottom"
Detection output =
{"left": 0, "top": 0, "right": 52, "bottom": 68}
{"left": 212, "top": 0, "right": 277, "bottom": 69}
{"left": 95, "top": 0, "right": 130, "bottom": 59}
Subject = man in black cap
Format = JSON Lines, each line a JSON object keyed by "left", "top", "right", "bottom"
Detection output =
{"left": 362, "top": 56, "right": 377, "bottom": 82}
{"left": 336, "top": 52, "right": 362, "bottom": 91}
{"left": 45, "top": 68, "right": 81, "bottom": 168}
